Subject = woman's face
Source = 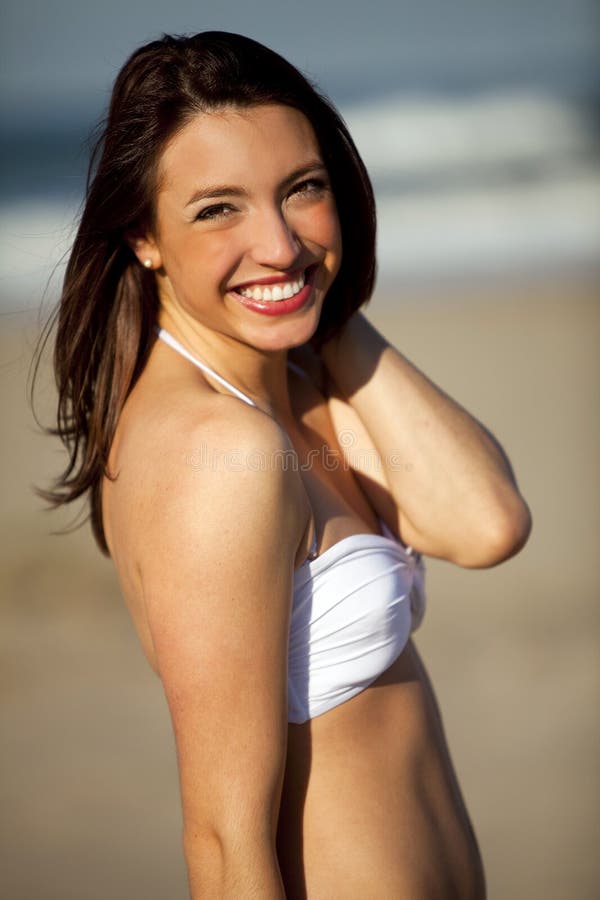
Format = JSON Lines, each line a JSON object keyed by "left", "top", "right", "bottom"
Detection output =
{"left": 138, "top": 104, "right": 343, "bottom": 352}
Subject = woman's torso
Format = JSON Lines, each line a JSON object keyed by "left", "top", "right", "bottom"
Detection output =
{"left": 102, "top": 337, "right": 486, "bottom": 899}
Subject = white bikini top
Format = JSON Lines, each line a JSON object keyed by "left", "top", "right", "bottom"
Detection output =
{"left": 157, "top": 327, "right": 426, "bottom": 724}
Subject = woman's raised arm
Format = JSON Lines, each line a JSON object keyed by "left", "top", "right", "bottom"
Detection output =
{"left": 137, "top": 403, "right": 307, "bottom": 899}
{"left": 319, "top": 312, "right": 531, "bottom": 568}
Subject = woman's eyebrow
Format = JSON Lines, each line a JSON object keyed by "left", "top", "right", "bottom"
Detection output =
{"left": 184, "top": 160, "right": 327, "bottom": 208}
{"left": 185, "top": 185, "right": 245, "bottom": 207}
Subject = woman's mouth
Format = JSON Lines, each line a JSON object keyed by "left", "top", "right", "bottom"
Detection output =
{"left": 228, "top": 267, "right": 317, "bottom": 317}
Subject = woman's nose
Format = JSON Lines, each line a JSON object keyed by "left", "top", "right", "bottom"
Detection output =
{"left": 248, "top": 208, "right": 302, "bottom": 269}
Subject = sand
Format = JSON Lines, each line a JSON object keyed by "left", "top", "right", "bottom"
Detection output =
{"left": 1, "top": 274, "right": 599, "bottom": 899}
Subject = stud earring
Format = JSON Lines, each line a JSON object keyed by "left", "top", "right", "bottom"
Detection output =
{"left": 143, "top": 258, "right": 153, "bottom": 269}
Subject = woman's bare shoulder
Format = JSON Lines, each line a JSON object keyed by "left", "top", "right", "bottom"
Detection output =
{"left": 115, "top": 361, "right": 298, "bottom": 480}
{"left": 147, "top": 388, "right": 305, "bottom": 516}
{"left": 139, "top": 389, "right": 307, "bottom": 581}
{"left": 104, "top": 377, "right": 309, "bottom": 573}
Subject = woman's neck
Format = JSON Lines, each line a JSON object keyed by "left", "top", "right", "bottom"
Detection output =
{"left": 157, "top": 308, "right": 296, "bottom": 421}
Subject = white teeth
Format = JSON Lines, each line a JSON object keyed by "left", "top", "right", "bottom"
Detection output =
{"left": 238, "top": 272, "right": 306, "bottom": 302}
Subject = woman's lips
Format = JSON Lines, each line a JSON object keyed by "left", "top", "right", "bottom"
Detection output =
{"left": 229, "top": 266, "right": 317, "bottom": 317}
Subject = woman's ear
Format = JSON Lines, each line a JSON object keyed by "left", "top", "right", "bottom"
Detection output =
{"left": 125, "top": 230, "right": 162, "bottom": 272}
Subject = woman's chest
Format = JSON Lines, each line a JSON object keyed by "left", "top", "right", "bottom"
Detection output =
{"left": 283, "top": 380, "right": 381, "bottom": 541}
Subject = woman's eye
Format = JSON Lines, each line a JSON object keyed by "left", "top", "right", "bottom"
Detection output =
{"left": 195, "top": 204, "right": 235, "bottom": 221}
{"left": 290, "top": 177, "right": 328, "bottom": 199}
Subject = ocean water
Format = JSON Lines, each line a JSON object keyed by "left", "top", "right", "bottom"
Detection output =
{"left": 1, "top": 89, "right": 599, "bottom": 313}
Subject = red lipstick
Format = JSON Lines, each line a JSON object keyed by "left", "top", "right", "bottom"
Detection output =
{"left": 229, "top": 266, "right": 317, "bottom": 317}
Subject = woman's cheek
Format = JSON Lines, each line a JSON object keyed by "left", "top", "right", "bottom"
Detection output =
{"left": 311, "top": 200, "right": 342, "bottom": 251}
{"left": 170, "top": 230, "right": 236, "bottom": 279}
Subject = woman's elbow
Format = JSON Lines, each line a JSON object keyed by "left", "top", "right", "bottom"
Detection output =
{"left": 454, "top": 495, "right": 533, "bottom": 569}
{"left": 183, "top": 824, "right": 284, "bottom": 899}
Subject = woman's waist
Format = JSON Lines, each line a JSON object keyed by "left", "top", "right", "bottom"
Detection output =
{"left": 281, "top": 646, "right": 485, "bottom": 896}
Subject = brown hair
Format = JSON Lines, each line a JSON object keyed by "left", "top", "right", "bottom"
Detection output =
{"left": 34, "top": 31, "right": 377, "bottom": 554}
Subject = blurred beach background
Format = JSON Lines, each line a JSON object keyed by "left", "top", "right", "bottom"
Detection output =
{"left": 1, "top": 1, "right": 599, "bottom": 898}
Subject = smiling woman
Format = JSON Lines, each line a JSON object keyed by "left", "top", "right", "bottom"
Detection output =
{"left": 134, "top": 105, "right": 342, "bottom": 354}
{"left": 34, "top": 30, "right": 530, "bottom": 899}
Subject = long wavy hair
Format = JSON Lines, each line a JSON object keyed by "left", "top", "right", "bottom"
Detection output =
{"left": 33, "top": 31, "right": 377, "bottom": 554}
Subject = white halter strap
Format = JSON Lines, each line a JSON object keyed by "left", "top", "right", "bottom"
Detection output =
{"left": 157, "top": 327, "right": 258, "bottom": 407}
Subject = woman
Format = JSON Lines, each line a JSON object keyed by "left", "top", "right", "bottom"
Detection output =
{"left": 39, "top": 31, "right": 531, "bottom": 898}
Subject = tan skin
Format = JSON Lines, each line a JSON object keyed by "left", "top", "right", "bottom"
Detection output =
{"left": 103, "top": 104, "right": 530, "bottom": 897}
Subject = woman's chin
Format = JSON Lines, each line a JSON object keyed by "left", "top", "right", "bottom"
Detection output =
{"left": 240, "top": 306, "right": 322, "bottom": 354}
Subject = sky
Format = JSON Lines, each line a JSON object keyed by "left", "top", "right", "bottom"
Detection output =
{"left": 2, "top": 0, "right": 599, "bottom": 128}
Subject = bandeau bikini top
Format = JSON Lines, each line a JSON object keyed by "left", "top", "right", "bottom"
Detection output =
{"left": 157, "top": 327, "right": 426, "bottom": 724}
